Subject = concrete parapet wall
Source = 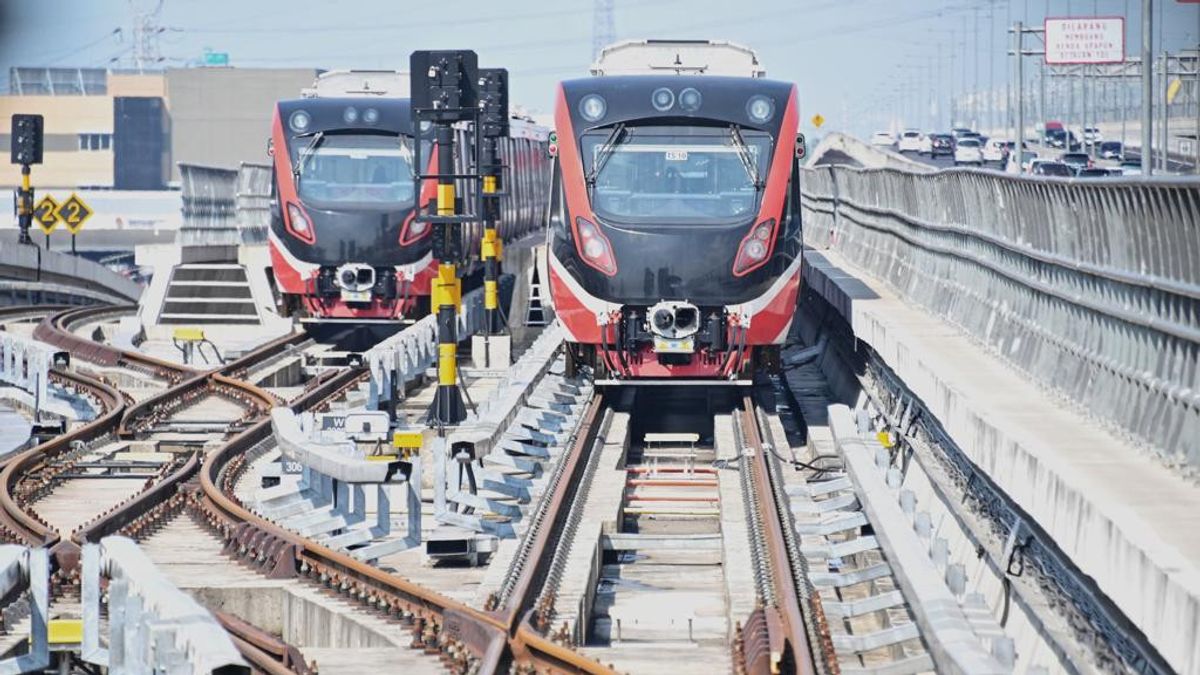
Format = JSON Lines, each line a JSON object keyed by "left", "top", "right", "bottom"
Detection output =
{"left": 801, "top": 249, "right": 1200, "bottom": 675}
{"left": 0, "top": 243, "right": 142, "bottom": 302}
{"left": 801, "top": 165, "right": 1200, "bottom": 473}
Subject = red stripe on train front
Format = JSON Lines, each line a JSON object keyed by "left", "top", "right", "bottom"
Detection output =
{"left": 549, "top": 262, "right": 601, "bottom": 343}
{"left": 741, "top": 268, "right": 801, "bottom": 344}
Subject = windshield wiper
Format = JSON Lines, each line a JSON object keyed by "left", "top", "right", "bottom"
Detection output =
{"left": 586, "top": 123, "right": 627, "bottom": 186}
{"left": 729, "top": 125, "right": 763, "bottom": 189}
{"left": 293, "top": 131, "right": 325, "bottom": 185}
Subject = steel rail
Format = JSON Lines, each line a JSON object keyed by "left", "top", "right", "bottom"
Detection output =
{"left": 736, "top": 395, "right": 817, "bottom": 675}
{"left": 215, "top": 609, "right": 314, "bottom": 675}
{"left": 198, "top": 376, "right": 613, "bottom": 673}
{"left": 0, "top": 368, "right": 125, "bottom": 571}
{"left": 117, "top": 331, "right": 306, "bottom": 437}
{"left": 0, "top": 323, "right": 305, "bottom": 575}
{"left": 33, "top": 305, "right": 194, "bottom": 380}
{"left": 498, "top": 394, "right": 615, "bottom": 674}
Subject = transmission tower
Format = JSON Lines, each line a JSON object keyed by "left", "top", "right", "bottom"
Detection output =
{"left": 123, "top": 0, "right": 166, "bottom": 71}
{"left": 592, "top": 0, "right": 615, "bottom": 60}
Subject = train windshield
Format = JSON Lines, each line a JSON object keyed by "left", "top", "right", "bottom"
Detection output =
{"left": 290, "top": 133, "right": 417, "bottom": 208}
{"left": 580, "top": 124, "right": 772, "bottom": 225}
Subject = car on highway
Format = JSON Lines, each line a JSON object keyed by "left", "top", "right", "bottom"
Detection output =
{"left": 1083, "top": 127, "right": 1103, "bottom": 145}
{"left": 1060, "top": 152, "right": 1093, "bottom": 172}
{"left": 1099, "top": 141, "right": 1123, "bottom": 160}
{"left": 1030, "top": 159, "right": 1073, "bottom": 177}
{"left": 897, "top": 130, "right": 922, "bottom": 153}
{"left": 1118, "top": 160, "right": 1143, "bottom": 175}
{"left": 953, "top": 138, "right": 983, "bottom": 166}
{"left": 917, "top": 133, "right": 933, "bottom": 155}
{"left": 951, "top": 127, "right": 973, "bottom": 140}
{"left": 929, "top": 134, "right": 954, "bottom": 157}
{"left": 1046, "top": 128, "right": 1081, "bottom": 150}
{"left": 1006, "top": 150, "right": 1038, "bottom": 174}
{"left": 1077, "top": 167, "right": 1118, "bottom": 178}
{"left": 982, "top": 138, "right": 1009, "bottom": 163}
{"left": 870, "top": 131, "right": 896, "bottom": 147}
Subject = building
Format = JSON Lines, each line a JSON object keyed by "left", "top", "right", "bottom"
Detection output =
{"left": 1, "top": 66, "right": 318, "bottom": 190}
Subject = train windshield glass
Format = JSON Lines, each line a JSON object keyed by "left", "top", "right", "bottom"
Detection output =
{"left": 580, "top": 124, "right": 771, "bottom": 225}
{"left": 290, "top": 133, "right": 417, "bottom": 208}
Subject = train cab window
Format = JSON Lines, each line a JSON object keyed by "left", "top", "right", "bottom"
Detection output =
{"left": 580, "top": 124, "right": 772, "bottom": 225}
{"left": 289, "top": 133, "right": 417, "bottom": 208}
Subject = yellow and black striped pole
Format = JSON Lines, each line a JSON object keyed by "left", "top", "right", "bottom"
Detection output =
{"left": 481, "top": 141, "right": 503, "bottom": 335}
{"left": 17, "top": 165, "right": 33, "bottom": 245}
{"left": 431, "top": 123, "right": 466, "bottom": 424}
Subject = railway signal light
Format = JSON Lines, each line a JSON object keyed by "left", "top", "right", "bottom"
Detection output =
{"left": 410, "top": 50, "right": 482, "bottom": 426}
{"left": 478, "top": 68, "right": 509, "bottom": 140}
{"left": 10, "top": 114, "right": 44, "bottom": 166}
{"left": 10, "top": 113, "right": 44, "bottom": 246}
{"left": 478, "top": 68, "right": 509, "bottom": 341}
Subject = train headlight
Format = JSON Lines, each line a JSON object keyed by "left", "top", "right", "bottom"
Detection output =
{"left": 343, "top": 106, "right": 359, "bottom": 124}
{"left": 746, "top": 95, "right": 775, "bottom": 124}
{"left": 288, "top": 110, "right": 311, "bottom": 133}
{"left": 679, "top": 87, "right": 702, "bottom": 112}
{"left": 579, "top": 94, "right": 607, "bottom": 122}
{"left": 583, "top": 239, "right": 606, "bottom": 260}
{"left": 574, "top": 217, "right": 616, "bottom": 275}
{"left": 399, "top": 212, "right": 431, "bottom": 245}
{"left": 733, "top": 219, "right": 775, "bottom": 276}
{"left": 286, "top": 202, "right": 314, "bottom": 243}
{"left": 363, "top": 107, "right": 380, "bottom": 124}
{"left": 651, "top": 87, "right": 675, "bottom": 112}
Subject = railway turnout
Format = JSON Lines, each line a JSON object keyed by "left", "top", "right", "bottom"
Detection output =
{"left": 0, "top": 38, "right": 1196, "bottom": 675}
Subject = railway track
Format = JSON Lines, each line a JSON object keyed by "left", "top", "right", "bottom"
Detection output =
{"left": 0, "top": 305, "right": 320, "bottom": 671}
{"left": 2, "top": 302, "right": 962, "bottom": 675}
{"left": 732, "top": 395, "right": 831, "bottom": 675}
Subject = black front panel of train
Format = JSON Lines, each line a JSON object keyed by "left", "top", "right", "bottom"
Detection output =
{"left": 271, "top": 206, "right": 429, "bottom": 267}
{"left": 551, "top": 218, "right": 798, "bottom": 306}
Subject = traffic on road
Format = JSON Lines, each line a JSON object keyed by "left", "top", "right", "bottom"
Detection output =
{"left": 875, "top": 123, "right": 1152, "bottom": 177}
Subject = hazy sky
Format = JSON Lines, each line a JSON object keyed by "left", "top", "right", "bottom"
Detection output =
{"left": 1, "top": 0, "right": 1196, "bottom": 137}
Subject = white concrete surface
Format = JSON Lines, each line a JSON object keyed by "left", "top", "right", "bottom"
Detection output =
{"left": 804, "top": 248, "right": 1200, "bottom": 675}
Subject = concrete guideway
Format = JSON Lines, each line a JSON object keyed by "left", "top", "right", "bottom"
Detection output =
{"left": 800, "top": 247, "right": 1198, "bottom": 675}
{"left": 0, "top": 244, "right": 142, "bottom": 305}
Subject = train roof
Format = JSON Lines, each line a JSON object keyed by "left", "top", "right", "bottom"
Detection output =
{"left": 559, "top": 75, "right": 795, "bottom": 134}
{"left": 302, "top": 70, "right": 410, "bottom": 98}
{"left": 275, "top": 97, "right": 549, "bottom": 143}
{"left": 591, "top": 39, "right": 766, "bottom": 78}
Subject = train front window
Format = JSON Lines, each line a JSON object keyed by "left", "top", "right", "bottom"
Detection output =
{"left": 290, "top": 133, "right": 416, "bottom": 208}
{"left": 580, "top": 124, "right": 772, "bottom": 225}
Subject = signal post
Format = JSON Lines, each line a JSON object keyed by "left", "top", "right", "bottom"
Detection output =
{"left": 473, "top": 68, "right": 512, "bottom": 369}
{"left": 409, "top": 50, "right": 481, "bottom": 426}
{"left": 10, "top": 114, "right": 44, "bottom": 246}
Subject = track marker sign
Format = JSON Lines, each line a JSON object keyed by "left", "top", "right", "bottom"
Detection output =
{"left": 55, "top": 193, "right": 93, "bottom": 235}
{"left": 1044, "top": 17, "right": 1125, "bottom": 65}
{"left": 33, "top": 195, "right": 59, "bottom": 234}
